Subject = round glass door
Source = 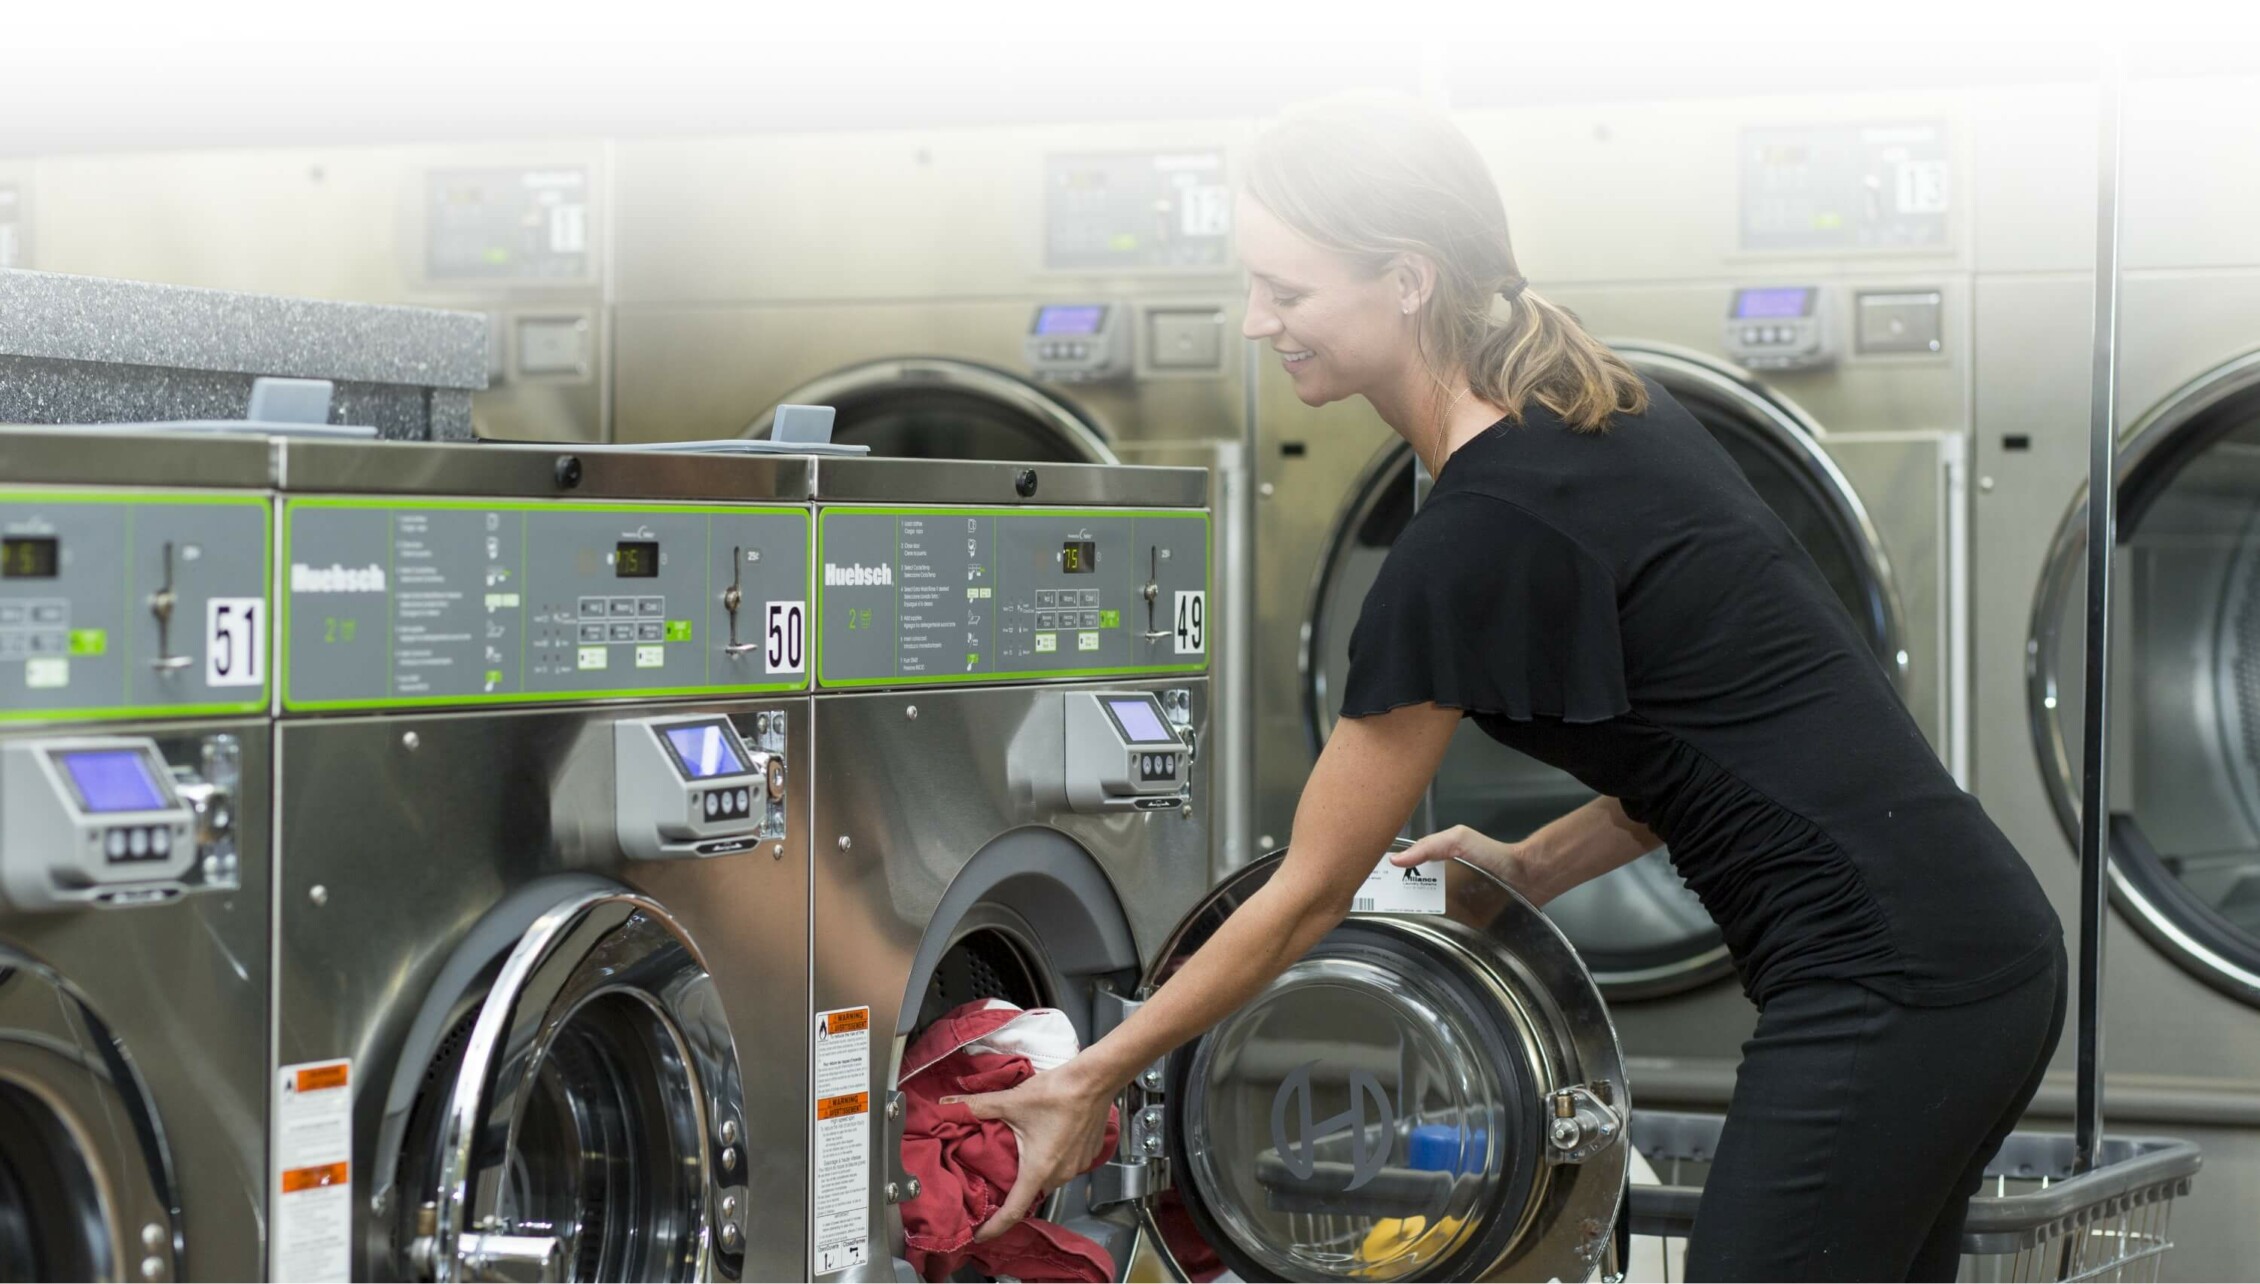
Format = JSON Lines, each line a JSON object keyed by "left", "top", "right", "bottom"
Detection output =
{"left": 0, "top": 953, "right": 178, "bottom": 1283}
{"left": 745, "top": 358, "right": 1119, "bottom": 463}
{"left": 1305, "top": 346, "right": 1903, "bottom": 998}
{"left": 2033, "top": 351, "right": 2260, "bottom": 1006}
{"left": 399, "top": 890, "right": 745, "bottom": 1282}
{"left": 1140, "top": 847, "right": 1627, "bottom": 1283}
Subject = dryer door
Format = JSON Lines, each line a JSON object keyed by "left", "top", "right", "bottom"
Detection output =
{"left": 745, "top": 358, "right": 1120, "bottom": 463}
{"left": 2033, "top": 350, "right": 2260, "bottom": 1007}
{"left": 396, "top": 888, "right": 746, "bottom": 1282}
{"left": 1130, "top": 846, "right": 1628, "bottom": 1283}
{"left": 0, "top": 950, "right": 178, "bottom": 1282}
{"left": 1303, "top": 345, "right": 1904, "bottom": 998}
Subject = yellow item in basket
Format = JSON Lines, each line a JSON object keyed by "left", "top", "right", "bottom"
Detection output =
{"left": 1357, "top": 1213, "right": 1465, "bottom": 1275}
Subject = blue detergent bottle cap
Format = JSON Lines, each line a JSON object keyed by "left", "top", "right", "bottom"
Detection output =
{"left": 1408, "top": 1124, "right": 1461, "bottom": 1172}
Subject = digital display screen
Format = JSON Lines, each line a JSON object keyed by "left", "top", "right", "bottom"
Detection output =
{"left": 615, "top": 541, "right": 659, "bottom": 578}
{"left": 59, "top": 750, "right": 168, "bottom": 813}
{"left": 1106, "top": 698, "right": 1174, "bottom": 745}
{"left": 1033, "top": 305, "right": 1106, "bottom": 336}
{"left": 664, "top": 724, "right": 746, "bottom": 780}
{"left": 1732, "top": 287, "right": 1815, "bottom": 320}
{"left": 1062, "top": 540, "right": 1097, "bottom": 574}
{"left": 1, "top": 536, "right": 58, "bottom": 579}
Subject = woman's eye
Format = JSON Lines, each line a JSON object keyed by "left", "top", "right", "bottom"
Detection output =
{"left": 1271, "top": 293, "right": 1302, "bottom": 308}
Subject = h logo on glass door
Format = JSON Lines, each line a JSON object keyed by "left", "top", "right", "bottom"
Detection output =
{"left": 1270, "top": 1060, "right": 1394, "bottom": 1192}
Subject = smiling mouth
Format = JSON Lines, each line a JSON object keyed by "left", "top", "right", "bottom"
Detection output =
{"left": 1278, "top": 349, "right": 1314, "bottom": 367}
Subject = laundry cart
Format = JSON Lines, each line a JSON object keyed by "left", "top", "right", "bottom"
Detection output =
{"left": 1622, "top": 1111, "right": 2201, "bottom": 1282}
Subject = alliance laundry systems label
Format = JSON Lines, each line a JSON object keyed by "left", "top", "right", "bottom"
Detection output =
{"left": 281, "top": 499, "right": 811, "bottom": 709}
{"left": 1354, "top": 853, "right": 1448, "bottom": 915}
{"left": 813, "top": 1007, "right": 873, "bottom": 1275}
{"left": 815, "top": 507, "right": 1207, "bottom": 687}
{"left": 0, "top": 491, "right": 270, "bottom": 721}
{"left": 273, "top": 1059, "right": 354, "bottom": 1283}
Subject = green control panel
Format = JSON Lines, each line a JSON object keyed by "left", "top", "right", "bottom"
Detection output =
{"left": 816, "top": 507, "right": 1208, "bottom": 688}
{"left": 282, "top": 498, "right": 812, "bottom": 711}
{"left": 0, "top": 490, "right": 272, "bottom": 722}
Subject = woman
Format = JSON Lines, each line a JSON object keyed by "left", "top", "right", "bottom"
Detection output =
{"left": 960, "top": 94, "right": 2066, "bottom": 1281}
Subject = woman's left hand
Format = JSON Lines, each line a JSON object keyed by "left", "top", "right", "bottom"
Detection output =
{"left": 950, "top": 1059, "right": 1118, "bottom": 1242}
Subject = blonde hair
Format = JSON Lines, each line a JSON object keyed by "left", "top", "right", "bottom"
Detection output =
{"left": 1245, "top": 92, "right": 1647, "bottom": 433}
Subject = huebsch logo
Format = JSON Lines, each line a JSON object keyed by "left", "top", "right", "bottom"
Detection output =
{"left": 290, "top": 562, "right": 387, "bottom": 593}
{"left": 823, "top": 562, "right": 893, "bottom": 587}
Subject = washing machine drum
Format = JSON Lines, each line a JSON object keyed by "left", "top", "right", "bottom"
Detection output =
{"left": 0, "top": 951, "right": 178, "bottom": 1282}
{"left": 1306, "top": 348, "right": 1901, "bottom": 998}
{"left": 386, "top": 884, "right": 747, "bottom": 1283}
{"left": 745, "top": 357, "right": 1119, "bottom": 463}
{"left": 1138, "top": 848, "right": 1628, "bottom": 1283}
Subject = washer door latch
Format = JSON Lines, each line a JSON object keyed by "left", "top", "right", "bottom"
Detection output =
{"left": 1545, "top": 1082, "right": 1624, "bottom": 1165}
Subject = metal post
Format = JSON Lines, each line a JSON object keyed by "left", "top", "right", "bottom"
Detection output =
{"left": 2075, "top": 53, "right": 2126, "bottom": 1176}
{"left": 1412, "top": 457, "right": 1440, "bottom": 837}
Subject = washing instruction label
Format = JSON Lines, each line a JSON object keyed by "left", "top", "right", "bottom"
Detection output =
{"left": 1355, "top": 854, "right": 1448, "bottom": 915}
{"left": 813, "top": 1007, "right": 872, "bottom": 1275}
{"left": 273, "top": 1059, "right": 353, "bottom": 1282}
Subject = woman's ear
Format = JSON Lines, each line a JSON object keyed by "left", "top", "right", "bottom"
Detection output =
{"left": 1394, "top": 254, "right": 1439, "bottom": 317}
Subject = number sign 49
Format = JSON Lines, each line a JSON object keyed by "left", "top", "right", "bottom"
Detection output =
{"left": 1173, "top": 591, "right": 1206, "bottom": 656}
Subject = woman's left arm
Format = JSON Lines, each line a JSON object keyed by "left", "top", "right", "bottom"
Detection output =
{"left": 952, "top": 700, "right": 1461, "bottom": 1240}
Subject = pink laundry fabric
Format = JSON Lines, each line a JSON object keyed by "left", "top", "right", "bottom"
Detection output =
{"left": 899, "top": 1000, "right": 1120, "bottom": 1283}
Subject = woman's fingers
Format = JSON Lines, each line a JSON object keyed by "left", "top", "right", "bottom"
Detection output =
{"left": 1389, "top": 825, "right": 1472, "bottom": 867}
{"left": 973, "top": 1170, "right": 1046, "bottom": 1243}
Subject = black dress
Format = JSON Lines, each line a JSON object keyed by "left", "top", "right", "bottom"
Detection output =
{"left": 1341, "top": 378, "right": 2058, "bottom": 1004}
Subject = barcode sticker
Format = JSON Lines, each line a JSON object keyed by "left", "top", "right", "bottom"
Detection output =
{"left": 1355, "top": 854, "right": 1448, "bottom": 915}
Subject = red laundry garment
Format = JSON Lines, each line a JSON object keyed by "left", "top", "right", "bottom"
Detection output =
{"left": 899, "top": 1001, "right": 1120, "bottom": 1283}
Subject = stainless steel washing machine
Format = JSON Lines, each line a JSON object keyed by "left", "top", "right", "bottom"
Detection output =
{"left": 1247, "top": 89, "right": 2016, "bottom": 1081}
{"left": 266, "top": 439, "right": 817, "bottom": 1280}
{"left": 803, "top": 458, "right": 1630, "bottom": 1283}
{"left": 0, "top": 428, "right": 273, "bottom": 1281}
{"left": 1971, "top": 71, "right": 2260, "bottom": 1280}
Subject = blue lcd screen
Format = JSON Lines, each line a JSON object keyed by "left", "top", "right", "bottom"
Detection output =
{"left": 1033, "top": 305, "right": 1106, "bottom": 336}
{"left": 663, "top": 724, "right": 746, "bottom": 780}
{"left": 1732, "top": 287, "right": 1814, "bottom": 320}
{"left": 1106, "top": 698, "right": 1173, "bottom": 745}
{"left": 60, "top": 750, "right": 167, "bottom": 813}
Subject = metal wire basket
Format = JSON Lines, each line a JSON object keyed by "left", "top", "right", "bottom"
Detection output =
{"left": 1625, "top": 1111, "right": 2201, "bottom": 1282}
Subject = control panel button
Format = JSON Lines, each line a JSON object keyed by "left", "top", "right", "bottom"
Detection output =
{"left": 579, "top": 597, "right": 608, "bottom": 619}
{"left": 579, "top": 623, "right": 607, "bottom": 643}
{"left": 0, "top": 634, "right": 25, "bottom": 658}
{"left": 734, "top": 788, "right": 751, "bottom": 815}
{"left": 106, "top": 828, "right": 129, "bottom": 859}
{"left": 704, "top": 791, "right": 721, "bottom": 819}
{"left": 128, "top": 828, "right": 149, "bottom": 859}
{"left": 31, "top": 604, "right": 65, "bottom": 624}
{"left": 638, "top": 622, "right": 664, "bottom": 642}
{"left": 609, "top": 598, "right": 640, "bottom": 618}
{"left": 636, "top": 597, "right": 664, "bottom": 618}
{"left": 609, "top": 623, "right": 637, "bottom": 642}
{"left": 1080, "top": 611, "right": 1100, "bottom": 629}
{"left": 29, "top": 632, "right": 63, "bottom": 654}
{"left": 151, "top": 827, "right": 171, "bottom": 856}
{"left": 0, "top": 604, "right": 24, "bottom": 625}
{"left": 1036, "top": 591, "right": 1058, "bottom": 608}
{"left": 1037, "top": 612, "right": 1058, "bottom": 630}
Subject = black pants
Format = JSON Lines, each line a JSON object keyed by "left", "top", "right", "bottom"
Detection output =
{"left": 1686, "top": 941, "right": 2068, "bottom": 1281}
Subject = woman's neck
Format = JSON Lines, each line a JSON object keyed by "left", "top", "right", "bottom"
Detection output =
{"left": 1367, "top": 364, "right": 1509, "bottom": 477}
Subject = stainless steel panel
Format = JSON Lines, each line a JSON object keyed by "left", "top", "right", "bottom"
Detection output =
{"left": 809, "top": 679, "right": 1213, "bottom": 1278}
{"left": 271, "top": 438, "right": 815, "bottom": 501}
{"left": 810, "top": 457, "right": 1206, "bottom": 508}
{"left": 275, "top": 699, "right": 809, "bottom": 1281}
{"left": 4, "top": 717, "right": 271, "bottom": 1282}
{"left": 0, "top": 428, "right": 278, "bottom": 489}
{"left": 2123, "top": 74, "right": 2260, "bottom": 271}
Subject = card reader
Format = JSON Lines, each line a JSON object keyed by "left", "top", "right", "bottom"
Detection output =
{"left": 615, "top": 714, "right": 787, "bottom": 860}
{"left": 1, "top": 737, "right": 201, "bottom": 909}
{"left": 1064, "top": 691, "right": 1190, "bottom": 813}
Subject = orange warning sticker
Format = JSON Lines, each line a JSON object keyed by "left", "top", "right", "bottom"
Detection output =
{"left": 279, "top": 1162, "right": 350, "bottom": 1193}
{"left": 817, "top": 1091, "right": 870, "bottom": 1120}
{"left": 823, "top": 1008, "right": 870, "bottom": 1036}
{"left": 294, "top": 1063, "right": 350, "bottom": 1093}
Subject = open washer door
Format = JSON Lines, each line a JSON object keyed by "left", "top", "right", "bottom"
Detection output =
{"left": 745, "top": 358, "right": 1119, "bottom": 464}
{"left": 385, "top": 883, "right": 748, "bottom": 1282}
{"left": 2033, "top": 349, "right": 2260, "bottom": 1007}
{"left": 1303, "top": 345, "right": 1905, "bottom": 999}
{"left": 1124, "top": 845, "right": 1629, "bottom": 1283}
{"left": 0, "top": 950, "right": 179, "bottom": 1283}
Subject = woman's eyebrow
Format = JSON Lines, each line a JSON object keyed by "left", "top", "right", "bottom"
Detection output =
{"left": 1249, "top": 270, "right": 1309, "bottom": 291}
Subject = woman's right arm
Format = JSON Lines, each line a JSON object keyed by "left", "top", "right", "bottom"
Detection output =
{"left": 1392, "top": 795, "right": 1661, "bottom": 906}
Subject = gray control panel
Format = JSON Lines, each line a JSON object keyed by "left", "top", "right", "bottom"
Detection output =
{"left": 283, "top": 500, "right": 811, "bottom": 710}
{"left": 1740, "top": 122, "right": 1950, "bottom": 253}
{"left": 1064, "top": 691, "right": 1189, "bottom": 813}
{"left": 1, "top": 491, "right": 271, "bottom": 721}
{"left": 1, "top": 737, "right": 203, "bottom": 909}
{"left": 816, "top": 507, "right": 1207, "bottom": 687}
{"left": 425, "top": 166, "right": 593, "bottom": 283}
{"left": 1721, "top": 285, "right": 1836, "bottom": 372}
{"left": 1025, "top": 303, "right": 1132, "bottom": 383}
{"left": 1045, "top": 151, "right": 1232, "bottom": 271}
{"left": 614, "top": 714, "right": 786, "bottom": 860}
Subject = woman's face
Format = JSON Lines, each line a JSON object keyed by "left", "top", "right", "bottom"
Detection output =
{"left": 1236, "top": 194, "right": 1420, "bottom": 408}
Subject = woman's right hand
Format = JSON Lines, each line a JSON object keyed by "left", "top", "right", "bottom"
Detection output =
{"left": 1389, "top": 824, "right": 1554, "bottom": 907}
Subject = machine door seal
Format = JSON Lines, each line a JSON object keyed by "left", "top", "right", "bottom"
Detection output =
{"left": 403, "top": 888, "right": 745, "bottom": 1282}
{"left": 2031, "top": 348, "right": 2260, "bottom": 1007}
{"left": 1127, "top": 844, "right": 1628, "bottom": 1283}
{"left": 0, "top": 948, "right": 179, "bottom": 1282}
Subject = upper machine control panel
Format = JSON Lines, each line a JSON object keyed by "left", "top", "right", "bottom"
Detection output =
{"left": 1044, "top": 150, "right": 1232, "bottom": 272}
{"left": 0, "top": 491, "right": 272, "bottom": 722}
{"left": 816, "top": 507, "right": 1207, "bottom": 688}
{"left": 1739, "top": 121, "right": 1951, "bottom": 254}
{"left": 1722, "top": 285, "right": 1836, "bottom": 371}
{"left": 283, "top": 499, "right": 811, "bottom": 710}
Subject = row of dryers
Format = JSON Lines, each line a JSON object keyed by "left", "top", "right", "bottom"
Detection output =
{"left": 0, "top": 428, "right": 1630, "bottom": 1282}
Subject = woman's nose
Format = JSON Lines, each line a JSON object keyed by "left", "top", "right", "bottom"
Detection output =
{"left": 1241, "top": 296, "right": 1279, "bottom": 339}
